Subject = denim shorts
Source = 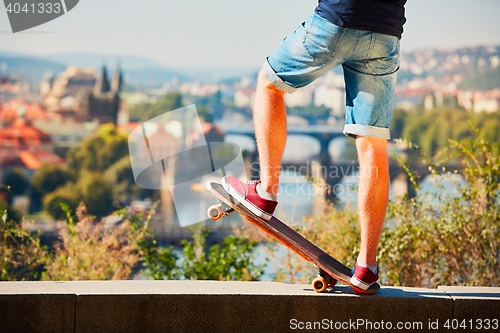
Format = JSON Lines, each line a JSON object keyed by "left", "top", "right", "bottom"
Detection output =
{"left": 263, "top": 13, "right": 400, "bottom": 139}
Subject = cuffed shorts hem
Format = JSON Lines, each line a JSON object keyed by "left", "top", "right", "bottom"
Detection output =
{"left": 343, "top": 124, "right": 390, "bottom": 140}
{"left": 262, "top": 59, "right": 297, "bottom": 94}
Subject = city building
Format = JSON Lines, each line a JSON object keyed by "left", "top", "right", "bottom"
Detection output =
{"left": 0, "top": 118, "right": 65, "bottom": 182}
{"left": 42, "top": 64, "right": 126, "bottom": 124}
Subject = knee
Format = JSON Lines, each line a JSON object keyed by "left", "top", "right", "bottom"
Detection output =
{"left": 356, "top": 137, "right": 388, "bottom": 162}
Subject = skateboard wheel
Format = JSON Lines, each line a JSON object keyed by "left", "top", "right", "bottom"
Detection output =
{"left": 207, "top": 205, "right": 223, "bottom": 220}
{"left": 312, "top": 276, "right": 328, "bottom": 293}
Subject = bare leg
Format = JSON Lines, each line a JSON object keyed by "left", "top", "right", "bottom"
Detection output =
{"left": 253, "top": 71, "right": 287, "bottom": 197}
{"left": 355, "top": 136, "right": 390, "bottom": 267}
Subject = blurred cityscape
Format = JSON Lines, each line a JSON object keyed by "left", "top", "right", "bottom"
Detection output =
{"left": 0, "top": 44, "right": 499, "bottom": 241}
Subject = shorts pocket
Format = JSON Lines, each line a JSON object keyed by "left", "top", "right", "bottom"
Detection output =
{"left": 302, "top": 14, "right": 345, "bottom": 60}
{"left": 365, "top": 33, "right": 400, "bottom": 75}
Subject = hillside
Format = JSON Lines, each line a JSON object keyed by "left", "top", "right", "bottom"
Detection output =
{"left": 459, "top": 67, "right": 500, "bottom": 90}
{"left": 0, "top": 51, "right": 189, "bottom": 90}
{"left": 398, "top": 45, "right": 500, "bottom": 91}
{"left": 0, "top": 54, "right": 66, "bottom": 86}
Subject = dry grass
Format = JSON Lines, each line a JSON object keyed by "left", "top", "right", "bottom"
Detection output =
{"left": 43, "top": 204, "right": 149, "bottom": 280}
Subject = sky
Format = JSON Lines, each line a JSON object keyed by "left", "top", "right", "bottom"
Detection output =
{"left": 1, "top": 0, "right": 499, "bottom": 69}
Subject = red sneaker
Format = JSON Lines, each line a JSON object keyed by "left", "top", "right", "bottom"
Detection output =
{"left": 350, "top": 263, "right": 379, "bottom": 291}
{"left": 221, "top": 175, "right": 278, "bottom": 221}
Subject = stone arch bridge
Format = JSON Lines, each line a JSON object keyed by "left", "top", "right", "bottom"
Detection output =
{"left": 222, "top": 125, "right": 447, "bottom": 200}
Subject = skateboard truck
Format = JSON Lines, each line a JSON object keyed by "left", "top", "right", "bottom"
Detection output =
{"left": 207, "top": 201, "right": 235, "bottom": 220}
{"left": 312, "top": 269, "right": 338, "bottom": 293}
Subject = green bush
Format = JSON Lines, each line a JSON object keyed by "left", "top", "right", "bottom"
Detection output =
{"left": 42, "top": 184, "right": 81, "bottom": 220}
{"left": 380, "top": 132, "right": 499, "bottom": 287}
{"left": 180, "top": 226, "right": 264, "bottom": 281}
{"left": 140, "top": 238, "right": 180, "bottom": 280}
{"left": 0, "top": 209, "right": 46, "bottom": 281}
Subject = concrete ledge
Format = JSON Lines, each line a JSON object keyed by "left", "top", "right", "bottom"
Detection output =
{"left": 0, "top": 282, "right": 75, "bottom": 333}
{"left": 1, "top": 281, "right": 499, "bottom": 333}
{"left": 439, "top": 286, "right": 500, "bottom": 320}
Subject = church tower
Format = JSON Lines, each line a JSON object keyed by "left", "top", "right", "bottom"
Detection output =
{"left": 79, "top": 64, "right": 119, "bottom": 124}
{"left": 111, "top": 62, "right": 123, "bottom": 93}
{"left": 93, "top": 66, "right": 111, "bottom": 95}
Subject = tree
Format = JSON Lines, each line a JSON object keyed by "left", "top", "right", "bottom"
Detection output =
{"left": 41, "top": 124, "right": 149, "bottom": 217}
{"left": 42, "top": 184, "right": 81, "bottom": 220}
{"left": 129, "top": 92, "right": 184, "bottom": 122}
{"left": 396, "top": 107, "right": 500, "bottom": 157}
{"left": 76, "top": 172, "right": 114, "bottom": 217}
{"left": 67, "top": 124, "right": 129, "bottom": 174}
{"left": 197, "top": 106, "right": 214, "bottom": 123}
{"left": 31, "top": 163, "right": 74, "bottom": 197}
{"left": 103, "top": 155, "right": 153, "bottom": 203}
{"left": 4, "top": 168, "right": 28, "bottom": 197}
{"left": 390, "top": 108, "right": 407, "bottom": 139}
{"left": 459, "top": 66, "right": 500, "bottom": 91}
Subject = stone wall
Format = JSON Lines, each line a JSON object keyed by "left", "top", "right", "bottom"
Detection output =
{"left": 1, "top": 281, "right": 499, "bottom": 333}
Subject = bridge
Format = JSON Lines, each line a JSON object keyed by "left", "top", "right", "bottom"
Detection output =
{"left": 222, "top": 124, "right": 346, "bottom": 165}
{"left": 220, "top": 124, "right": 440, "bottom": 200}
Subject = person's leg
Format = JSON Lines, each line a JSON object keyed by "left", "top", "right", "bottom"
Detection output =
{"left": 253, "top": 71, "right": 287, "bottom": 197}
{"left": 254, "top": 14, "right": 349, "bottom": 197}
{"left": 221, "top": 70, "right": 286, "bottom": 220}
{"left": 223, "top": 13, "right": 347, "bottom": 219}
{"left": 355, "top": 136, "right": 389, "bottom": 267}
{"left": 342, "top": 30, "right": 399, "bottom": 290}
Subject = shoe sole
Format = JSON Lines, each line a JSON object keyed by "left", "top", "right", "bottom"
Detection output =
{"left": 350, "top": 275, "right": 377, "bottom": 292}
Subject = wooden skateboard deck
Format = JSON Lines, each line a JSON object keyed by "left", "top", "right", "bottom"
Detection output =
{"left": 206, "top": 180, "right": 380, "bottom": 295}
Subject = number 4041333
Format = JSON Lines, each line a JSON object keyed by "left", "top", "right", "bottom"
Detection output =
{"left": 6, "top": 2, "right": 62, "bottom": 14}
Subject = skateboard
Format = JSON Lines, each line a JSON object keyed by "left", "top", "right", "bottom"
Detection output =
{"left": 206, "top": 181, "right": 380, "bottom": 295}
